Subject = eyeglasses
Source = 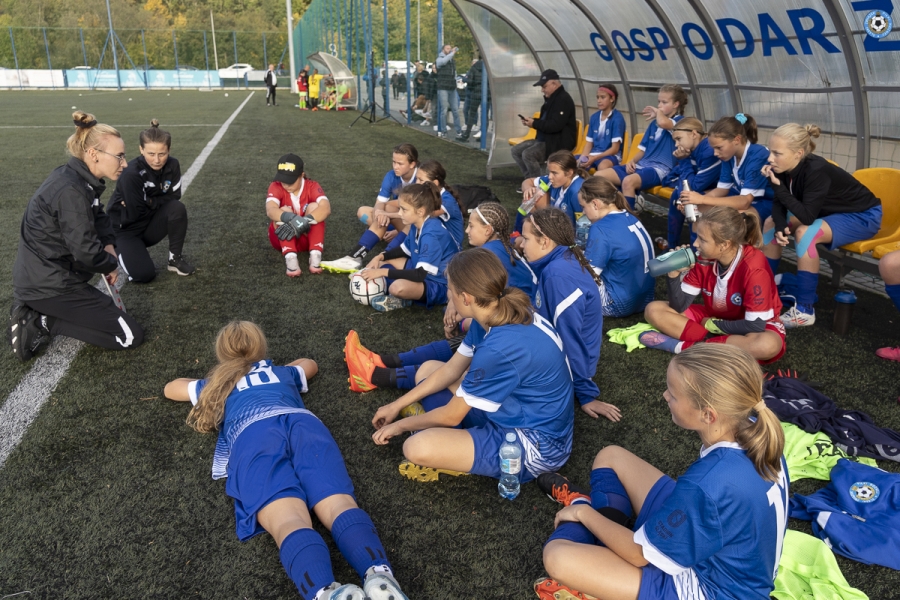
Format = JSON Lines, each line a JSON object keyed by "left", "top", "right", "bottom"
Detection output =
{"left": 95, "top": 148, "right": 127, "bottom": 163}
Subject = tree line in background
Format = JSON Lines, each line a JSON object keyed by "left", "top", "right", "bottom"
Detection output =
{"left": 0, "top": 0, "right": 476, "bottom": 75}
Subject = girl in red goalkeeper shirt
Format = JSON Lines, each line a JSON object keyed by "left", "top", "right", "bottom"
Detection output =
{"left": 641, "top": 206, "right": 785, "bottom": 363}
{"left": 266, "top": 153, "right": 331, "bottom": 277}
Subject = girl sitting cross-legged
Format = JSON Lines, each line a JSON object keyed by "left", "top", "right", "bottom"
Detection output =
{"left": 370, "top": 248, "right": 575, "bottom": 483}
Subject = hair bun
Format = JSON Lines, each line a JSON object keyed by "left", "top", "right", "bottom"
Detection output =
{"left": 150, "top": 119, "right": 160, "bottom": 128}
{"left": 72, "top": 110, "right": 97, "bottom": 129}
{"left": 804, "top": 124, "right": 821, "bottom": 139}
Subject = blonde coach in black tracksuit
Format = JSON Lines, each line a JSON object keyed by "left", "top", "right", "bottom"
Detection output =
{"left": 10, "top": 111, "right": 144, "bottom": 359}
{"left": 107, "top": 120, "right": 194, "bottom": 283}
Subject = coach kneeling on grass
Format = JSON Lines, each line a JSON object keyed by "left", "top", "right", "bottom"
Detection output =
{"left": 9, "top": 110, "right": 144, "bottom": 361}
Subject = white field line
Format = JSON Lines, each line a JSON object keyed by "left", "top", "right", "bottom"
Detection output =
{"left": 0, "top": 91, "right": 254, "bottom": 469}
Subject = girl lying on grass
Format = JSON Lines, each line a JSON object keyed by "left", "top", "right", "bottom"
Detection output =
{"left": 164, "top": 321, "right": 408, "bottom": 600}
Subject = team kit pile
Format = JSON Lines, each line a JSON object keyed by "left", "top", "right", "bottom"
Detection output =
{"left": 9, "top": 76, "right": 900, "bottom": 599}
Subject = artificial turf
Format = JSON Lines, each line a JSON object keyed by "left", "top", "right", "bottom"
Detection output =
{"left": 0, "top": 90, "right": 899, "bottom": 599}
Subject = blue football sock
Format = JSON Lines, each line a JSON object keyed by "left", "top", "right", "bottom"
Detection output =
{"left": 625, "top": 196, "right": 636, "bottom": 210}
{"left": 385, "top": 231, "right": 407, "bottom": 252}
{"left": 545, "top": 521, "right": 598, "bottom": 547}
{"left": 359, "top": 230, "right": 381, "bottom": 252}
{"left": 331, "top": 508, "right": 390, "bottom": 582}
{"left": 395, "top": 365, "right": 418, "bottom": 390}
{"left": 667, "top": 203, "right": 686, "bottom": 249}
{"left": 398, "top": 340, "right": 454, "bottom": 366}
{"left": 638, "top": 330, "right": 681, "bottom": 354}
{"left": 795, "top": 270, "right": 819, "bottom": 308}
{"left": 886, "top": 283, "right": 900, "bottom": 313}
{"left": 767, "top": 257, "right": 781, "bottom": 275}
{"left": 387, "top": 224, "right": 396, "bottom": 232}
{"left": 421, "top": 389, "right": 453, "bottom": 412}
{"left": 589, "top": 467, "right": 634, "bottom": 519}
{"left": 279, "top": 528, "right": 334, "bottom": 600}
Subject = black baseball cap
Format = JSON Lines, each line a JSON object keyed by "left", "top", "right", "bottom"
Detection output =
{"left": 534, "top": 69, "right": 560, "bottom": 87}
{"left": 274, "top": 153, "right": 303, "bottom": 183}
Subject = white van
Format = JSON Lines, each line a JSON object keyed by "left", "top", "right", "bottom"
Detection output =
{"left": 385, "top": 61, "right": 417, "bottom": 77}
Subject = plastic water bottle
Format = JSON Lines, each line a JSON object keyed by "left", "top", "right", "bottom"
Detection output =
{"left": 647, "top": 247, "right": 697, "bottom": 277}
{"left": 575, "top": 213, "right": 591, "bottom": 247}
{"left": 833, "top": 289, "right": 856, "bottom": 335}
{"left": 518, "top": 179, "right": 551, "bottom": 216}
{"left": 498, "top": 432, "right": 522, "bottom": 500}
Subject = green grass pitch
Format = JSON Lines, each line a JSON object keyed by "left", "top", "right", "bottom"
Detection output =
{"left": 0, "top": 90, "right": 898, "bottom": 599}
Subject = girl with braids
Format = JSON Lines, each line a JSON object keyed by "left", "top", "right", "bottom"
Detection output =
{"left": 163, "top": 321, "right": 409, "bottom": 600}
{"left": 369, "top": 249, "right": 575, "bottom": 484}
{"left": 535, "top": 344, "right": 788, "bottom": 600}
{"left": 359, "top": 182, "right": 460, "bottom": 312}
{"left": 345, "top": 202, "right": 536, "bottom": 393}
{"left": 579, "top": 178, "right": 656, "bottom": 318}
{"left": 108, "top": 119, "right": 194, "bottom": 282}
{"left": 760, "top": 123, "right": 881, "bottom": 328}
{"left": 518, "top": 150, "right": 587, "bottom": 236}
{"left": 680, "top": 113, "right": 775, "bottom": 225}
{"left": 522, "top": 208, "right": 620, "bottom": 422}
{"left": 10, "top": 110, "right": 143, "bottom": 359}
{"left": 596, "top": 84, "right": 687, "bottom": 210}
{"left": 641, "top": 206, "right": 786, "bottom": 364}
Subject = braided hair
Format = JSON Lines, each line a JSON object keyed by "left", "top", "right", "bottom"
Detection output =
{"left": 470, "top": 202, "right": 519, "bottom": 266}
{"left": 529, "top": 208, "right": 604, "bottom": 289}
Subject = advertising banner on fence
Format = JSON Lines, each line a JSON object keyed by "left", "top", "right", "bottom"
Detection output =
{"left": 0, "top": 69, "right": 66, "bottom": 88}
{"left": 63, "top": 69, "right": 221, "bottom": 88}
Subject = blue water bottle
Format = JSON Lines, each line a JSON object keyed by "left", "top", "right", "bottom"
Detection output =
{"left": 498, "top": 432, "right": 522, "bottom": 500}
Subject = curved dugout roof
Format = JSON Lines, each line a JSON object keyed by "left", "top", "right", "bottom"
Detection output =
{"left": 451, "top": 0, "right": 900, "bottom": 175}
{"left": 307, "top": 51, "right": 358, "bottom": 108}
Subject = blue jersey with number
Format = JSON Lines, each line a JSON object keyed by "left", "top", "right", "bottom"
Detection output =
{"left": 634, "top": 442, "right": 789, "bottom": 600}
{"left": 482, "top": 239, "right": 538, "bottom": 301}
{"left": 188, "top": 360, "right": 312, "bottom": 479}
{"left": 438, "top": 187, "right": 464, "bottom": 248}
{"left": 585, "top": 211, "right": 655, "bottom": 317}
{"left": 457, "top": 314, "right": 574, "bottom": 473}
{"left": 585, "top": 109, "right": 626, "bottom": 160}
{"left": 401, "top": 216, "right": 460, "bottom": 287}
{"left": 535, "top": 175, "right": 583, "bottom": 227}
{"left": 376, "top": 167, "right": 418, "bottom": 203}
{"left": 529, "top": 245, "right": 603, "bottom": 406}
{"left": 637, "top": 115, "right": 682, "bottom": 179}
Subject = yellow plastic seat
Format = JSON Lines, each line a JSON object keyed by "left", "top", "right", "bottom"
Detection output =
{"left": 839, "top": 168, "right": 900, "bottom": 253}
{"left": 572, "top": 119, "right": 586, "bottom": 156}
{"left": 508, "top": 111, "right": 541, "bottom": 146}
{"left": 649, "top": 186, "right": 674, "bottom": 200}
{"left": 873, "top": 240, "right": 900, "bottom": 260}
{"left": 623, "top": 132, "right": 643, "bottom": 164}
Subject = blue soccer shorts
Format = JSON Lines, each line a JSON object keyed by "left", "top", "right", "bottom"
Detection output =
{"left": 225, "top": 412, "right": 355, "bottom": 541}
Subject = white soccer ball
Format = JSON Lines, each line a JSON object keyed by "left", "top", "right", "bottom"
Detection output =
{"left": 349, "top": 272, "right": 386, "bottom": 306}
{"left": 128, "top": 98, "right": 132, "bottom": 101}
{"left": 224, "top": 93, "right": 229, "bottom": 97}
{"left": 71, "top": 106, "right": 76, "bottom": 109}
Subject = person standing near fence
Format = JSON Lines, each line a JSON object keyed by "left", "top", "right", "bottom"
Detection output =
{"left": 10, "top": 111, "right": 144, "bottom": 359}
{"left": 435, "top": 44, "right": 462, "bottom": 138}
{"left": 265, "top": 64, "right": 278, "bottom": 107}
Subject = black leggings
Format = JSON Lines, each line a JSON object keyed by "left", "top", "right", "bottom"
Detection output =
{"left": 266, "top": 85, "right": 276, "bottom": 104}
{"left": 116, "top": 200, "right": 188, "bottom": 283}
{"left": 27, "top": 285, "right": 144, "bottom": 351}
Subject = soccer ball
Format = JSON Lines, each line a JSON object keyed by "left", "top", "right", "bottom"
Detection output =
{"left": 349, "top": 272, "right": 386, "bottom": 306}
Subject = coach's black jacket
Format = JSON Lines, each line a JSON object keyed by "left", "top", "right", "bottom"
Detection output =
{"left": 13, "top": 158, "right": 118, "bottom": 302}
{"left": 532, "top": 85, "right": 577, "bottom": 156}
{"left": 107, "top": 155, "right": 182, "bottom": 232}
